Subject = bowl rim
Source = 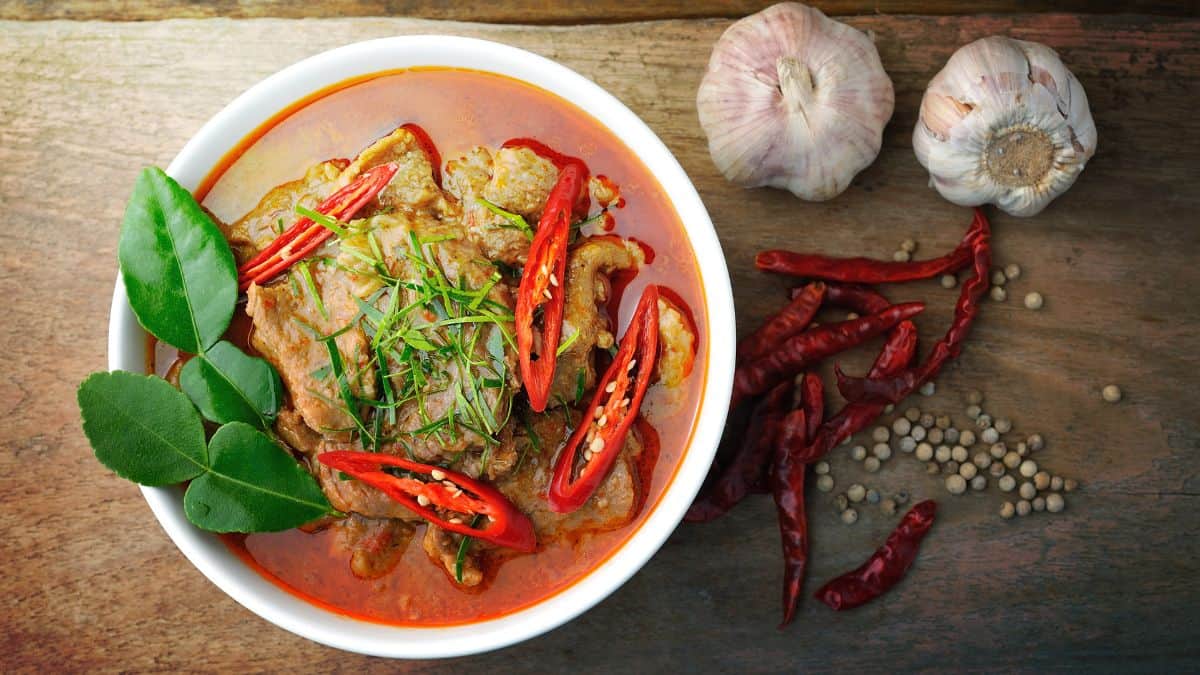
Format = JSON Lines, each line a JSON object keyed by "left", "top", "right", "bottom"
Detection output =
{"left": 107, "top": 34, "right": 734, "bottom": 659}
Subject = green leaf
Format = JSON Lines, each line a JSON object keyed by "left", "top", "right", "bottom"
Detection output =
{"left": 184, "top": 423, "right": 332, "bottom": 533}
{"left": 77, "top": 371, "right": 207, "bottom": 486}
{"left": 180, "top": 341, "right": 282, "bottom": 430}
{"left": 118, "top": 167, "right": 237, "bottom": 354}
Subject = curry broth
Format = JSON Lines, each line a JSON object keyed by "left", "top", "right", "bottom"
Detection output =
{"left": 200, "top": 68, "right": 707, "bottom": 625}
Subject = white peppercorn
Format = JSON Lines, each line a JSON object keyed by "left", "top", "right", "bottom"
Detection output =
{"left": 935, "top": 415, "right": 951, "bottom": 430}
{"left": 1016, "top": 441, "right": 1029, "bottom": 457}
{"left": 970, "top": 475, "right": 988, "bottom": 491}
{"left": 1102, "top": 384, "right": 1123, "bottom": 403}
{"left": 836, "top": 494, "right": 849, "bottom": 510}
{"left": 959, "top": 429, "right": 977, "bottom": 447}
{"left": 915, "top": 442, "right": 934, "bottom": 461}
{"left": 935, "top": 445, "right": 952, "bottom": 463}
{"left": 973, "top": 452, "right": 992, "bottom": 469}
{"left": 981, "top": 427, "right": 1000, "bottom": 445}
{"left": 990, "top": 442, "right": 1008, "bottom": 460}
{"left": 926, "top": 462, "right": 941, "bottom": 475}
{"left": 959, "top": 462, "right": 978, "bottom": 480}
{"left": 815, "top": 461, "right": 830, "bottom": 475}
{"left": 944, "top": 428, "right": 960, "bottom": 445}
{"left": 899, "top": 436, "right": 917, "bottom": 453}
{"left": 966, "top": 390, "right": 984, "bottom": 405}
{"left": 998, "top": 475, "right": 1017, "bottom": 492}
{"left": 900, "top": 238, "right": 917, "bottom": 253}
{"left": 1024, "top": 291, "right": 1044, "bottom": 310}
{"left": 910, "top": 425, "right": 927, "bottom": 442}
{"left": 946, "top": 474, "right": 968, "bottom": 495}
{"left": 1004, "top": 263, "right": 1021, "bottom": 280}
{"left": 881, "top": 498, "right": 897, "bottom": 515}
{"left": 884, "top": 404, "right": 895, "bottom": 414}
{"left": 866, "top": 488, "right": 881, "bottom": 504}
{"left": 990, "top": 285, "right": 1007, "bottom": 302}
{"left": 1019, "top": 481, "right": 1037, "bottom": 500}
{"left": 920, "top": 381, "right": 936, "bottom": 396}
{"left": 927, "top": 428, "right": 944, "bottom": 445}
{"left": 894, "top": 490, "right": 910, "bottom": 504}
{"left": 1016, "top": 500, "right": 1032, "bottom": 516}
{"left": 893, "top": 250, "right": 911, "bottom": 262}
{"left": 1034, "top": 471, "right": 1051, "bottom": 491}
{"left": 994, "top": 417, "right": 1012, "bottom": 434}
{"left": 1050, "top": 475, "right": 1064, "bottom": 491}
{"left": 864, "top": 456, "right": 881, "bottom": 473}
{"left": 951, "top": 445, "right": 969, "bottom": 463}
{"left": 892, "top": 418, "right": 912, "bottom": 436}
{"left": 976, "top": 414, "right": 993, "bottom": 430}
{"left": 1019, "top": 460, "right": 1039, "bottom": 478}
{"left": 872, "top": 443, "right": 892, "bottom": 461}
{"left": 965, "top": 404, "right": 982, "bottom": 420}
{"left": 991, "top": 269, "right": 1008, "bottom": 286}
{"left": 817, "top": 475, "right": 835, "bottom": 492}
{"left": 1032, "top": 496, "right": 1046, "bottom": 512}
{"left": 851, "top": 445, "right": 868, "bottom": 461}
{"left": 1064, "top": 478, "right": 1078, "bottom": 492}
{"left": 1003, "top": 452, "right": 1022, "bottom": 470}
{"left": 905, "top": 407, "right": 922, "bottom": 422}
{"left": 1027, "top": 433, "right": 1045, "bottom": 451}
{"left": 989, "top": 462, "right": 1006, "bottom": 478}
{"left": 872, "top": 426, "right": 890, "bottom": 443}
{"left": 847, "top": 484, "right": 866, "bottom": 503}
{"left": 1046, "top": 493, "right": 1065, "bottom": 513}
{"left": 940, "top": 274, "right": 957, "bottom": 289}
{"left": 919, "top": 413, "right": 935, "bottom": 428}
{"left": 841, "top": 508, "right": 859, "bottom": 524}
{"left": 944, "top": 460, "right": 960, "bottom": 475}
{"left": 1000, "top": 501, "right": 1015, "bottom": 519}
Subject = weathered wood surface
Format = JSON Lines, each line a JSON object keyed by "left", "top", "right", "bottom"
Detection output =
{"left": 1, "top": 12, "right": 1198, "bottom": 672}
{"left": 3, "top": 0, "right": 1196, "bottom": 22}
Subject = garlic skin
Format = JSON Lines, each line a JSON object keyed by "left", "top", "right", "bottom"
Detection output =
{"left": 697, "top": 3, "right": 894, "bottom": 201}
{"left": 914, "top": 36, "right": 1097, "bottom": 217}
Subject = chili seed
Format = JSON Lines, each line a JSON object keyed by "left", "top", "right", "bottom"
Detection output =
{"left": 450, "top": 517, "right": 464, "bottom": 524}
{"left": 1032, "top": 496, "right": 1046, "bottom": 512}
{"left": 905, "top": 407, "right": 922, "bottom": 422}
{"left": 940, "top": 274, "right": 957, "bottom": 289}
{"left": 817, "top": 475, "right": 835, "bottom": 492}
{"left": 873, "top": 443, "right": 892, "bottom": 461}
{"left": 1019, "top": 460, "right": 1038, "bottom": 478}
{"left": 1024, "top": 292, "right": 1044, "bottom": 310}
{"left": 920, "top": 381, "right": 936, "bottom": 396}
{"left": 1005, "top": 263, "right": 1022, "bottom": 280}
{"left": 444, "top": 480, "right": 457, "bottom": 489}
{"left": 976, "top": 414, "right": 993, "bottom": 430}
{"left": 1046, "top": 493, "right": 1066, "bottom": 512}
{"left": 919, "top": 413, "right": 935, "bottom": 428}
{"left": 946, "top": 474, "right": 967, "bottom": 495}
{"left": 549, "top": 273, "right": 559, "bottom": 287}
{"left": 1102, "top": 384, "right": 1123, "bottom": 403}
{"left": 935, "top": 415, "right": 951, "bottom": 430}
{"left": 994, "top": 417, "right": 1013, "bottom": 434}
{"left": 915, "top": 443, "right": 934, "bottom": 461}
{"left": 417, "top": 494, "right": 431, "bottom": 507}
{"left": 991, "top": 269, "right": 1008, "bottom": 286}
{"left": 590, "top": 437, "right": 605, "bottom": 454}
{"left": 1000, "top": 501, "right": 1015, "bottom": 519}
{"left": 966, "top": 404, "right": 982, "bottom": 420}
{"left": 998, "top": 475, "right": 1016, "bottom": 492}
{"left": 981, "top": 428, "right": 1000, "bottom": 445}
{"left": 841, "top": 508, "right": 859, "bottom": 525}
{"left": 910, "top": 425, "right": 927, "bottom": 442}
{"left": 901, "top": 238, "right": 917, "bottom": 253}
{"left": 851, "top": 445, "right": 868, "bottom": 461}
{"left": 899, "top": 436, "right": 917, "bottom": 453}
{"left": 893, "top": 250, "right": 911, "bottom": 262}
{"left": 430, "top": 469, "right": 446, "bottom": 481}
{"left": 959, "top": 462, "right": 978, "bottom": 480}
{"left": 1003, "top": 452, "right": 1022, "bottom": 469}
{"left": 605, "top": 381, "right": 616, "bottom": 393}
{"left": 1019, "top": 481, "right": 1037, "bottom": 500}
{"left": 990, "top": 286, "right": 1007, "bottom": 302}
{"left": 1064, "top": 478, "right": 1078, "bottom": 492}
{"left": 872, "top": 426, "right": 890, "bottom": 443}
{"left": 847, "top": 484, "right": 866, "bottom": 503}
{"left": 927, "top": 428, "right": 944, "bottom": 445}
{"left": 594, "top": 407, "right": 604, "bottom": 419}
{"left": 621, "top": 398, "right": 631, "bottom": 408}
{"left": 814, "top": 461, "right": 830, "bottom": 475}
{"left": 951, "top": 445, "right": 968, "bottom": 463}
{"left": 973, "top": 452, "right": 992, "bottom": 469}
{"left": 627, "top": 359, "right": 637, "bottom": 372}
{"left": 990, "top": 442, "right": 1008, "bottom": 459}
{"left": 971, "top": 475, "right": 988, "bottom": 491}
{"left": 1034, "top": 471, "right": 1051, "bottom": 490}
{"left": 989, "top": 462, "right": 1006, "bottom": 478}
{"left": 1016, "top": 500, "right": 1032, "bottom": 516}
{"left": 583, "top": 450, "right": 593, "bottom": 461}
{"left": 935, "top": 446, "right": 952, "bottom": 463}
{"left": 959, "top": 429, "right": 977, "bottom": 447}
{"left": 892, "top": 418, "right": 912, "bottom": 436}
{"left": 846, "top": 311, "right": 860, "bottom": 320}
{"left": 881, "top": 498, "right": 897, "bottom": 515}
{"left": 864, "top": 457, "right": 881, "bottom": 473}
{"left": 866, "top": 488, "right": 881, "bottom": 504}
{"left": 944, "top": 428, "right": 960, "bottom": 445}
{"left": 1050, "top": 475, "right": 1064, "bottom": 491}
{"left": 1027, "top": 433, "right": 1045, "bottom": 451}
{"left": 543, "top": 289, "right": 553, "bottom": 300}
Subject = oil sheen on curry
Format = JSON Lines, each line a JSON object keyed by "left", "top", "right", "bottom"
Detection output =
{"left": 194, "top": 68, "right": 707, "bottom": 625}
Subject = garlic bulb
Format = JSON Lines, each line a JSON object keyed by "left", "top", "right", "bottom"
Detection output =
{"left": 696, "top": 2, "right": 894, "bottom": 201}
{"left": 914, "top": 36, "right": 1097, "bottom": 217}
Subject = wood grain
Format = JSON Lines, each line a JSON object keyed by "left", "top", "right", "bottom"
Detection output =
{"left": 3, "top": 0, "right": 1197, "bottom": 22}
{"left": 1, "top": 13, "right": 1198, "bottom": 672}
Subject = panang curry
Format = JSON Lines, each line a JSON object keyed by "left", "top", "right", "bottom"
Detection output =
{"left": 187, "top": 69, "right": 706, "bottom": 624}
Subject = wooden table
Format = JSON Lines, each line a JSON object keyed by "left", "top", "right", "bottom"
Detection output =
{"left": 3, "top": 4, "right": 1197, "bottom": 671}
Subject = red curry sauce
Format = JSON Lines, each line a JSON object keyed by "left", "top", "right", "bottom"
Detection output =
{"left": 198, "top": 68, "right": 707, "bottom": 626}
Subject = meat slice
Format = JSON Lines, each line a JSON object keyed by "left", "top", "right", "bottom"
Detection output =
{"left": 445, "top": 145, "right": 559, "bottom": 266}
{"left": 423, "top": 524, "right": 484, "bottom": 587}
{"left": 245, "top": 264, "right": 376, "bottom": 439}
{"left": 333, "top": 515, "right": 416, "bottom": 580}
{"left": 549, "top": 236, "right": 644, "bottom": 405}
{"left": 340, "top": 126, "right": 448, "bottom": 216}
{"left": 222, "top": 160, "right": 346, "bottom": 264}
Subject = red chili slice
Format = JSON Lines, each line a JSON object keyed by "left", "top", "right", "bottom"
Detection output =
{"left": 548, "top": 285, "right": 660, "bottom": 513}
{"left": 515, "top": 160, "right": 587, "bottom": 412}
{"left": 317, "top": 451, "right": 536, "bottom": 552}
{"left": 238, "top": 162, "right": 398, "bottom": 289}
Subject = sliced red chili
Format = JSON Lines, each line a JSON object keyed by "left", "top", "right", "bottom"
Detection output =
{"left": 317, "top": 451, "right": 536, "bottom": 552}
{"left": 238, "top": 162, "right": 398, "bottom": 289}
{"left": 772, "top": 371, "right": 823, "bottom": 626}
{"left": 730, "top": 302, "right": 925, "bottom": 410}
{"left": 815, "top": 500, "right": 938, "bottom": 610}
{"left": 836, "top": 209, "right": 992, "bottom": 404}
{"left": 739, "top": 282, "right": 826, "bottom": 365}
{"left": 755, "top": 210, "right": 986, "bottom": 284}
{"left": 548, "top": 285, "right": 659, "bottom": 513}
{"left": 515, "top": 161, "right": 588, "bottom": 412}
{"left": 400, "top": 123, "right": 442, "bottom": 187}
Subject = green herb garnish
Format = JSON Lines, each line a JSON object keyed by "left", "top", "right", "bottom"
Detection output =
{"left": 454, "top": 514, "right": 485, "bottom": 583}
{"left": 476, "top": 198, "right": 532, "bottom": 239}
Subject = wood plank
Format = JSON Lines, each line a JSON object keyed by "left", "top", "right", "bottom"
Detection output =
{"left": 1, "top": 13, "right": 1198, "bottom": 671}
{"left": 2, "top": 0, "right": 1197, "bottom": 22}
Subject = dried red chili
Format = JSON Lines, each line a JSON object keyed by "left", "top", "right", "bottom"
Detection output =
{"left": 816, "top": 282, "right": 891, "bottom": 316}
{"left": 548, "top": 285, "right": 659, "bottom": 513}
{"left": 756, "top": 210, "right": 986, "bottom": 284}
{"left": 238, "top": 162, "right": 398, "bottom": 289}
{"left": 317, "top": 451, "right": 536, "bottom": 552}
{"left": 515, "top": 160, "right": 588, "bottom": 412}
{"left": 685, "top": 380, "right": 792, "bottom": 523}
{"left": 739, "top": 282, "right": 826, "bottom": 364}
{"left": 772, "top": 371, "right": 823, "bottom": 626}
{"left": 836, "top": 209, "right": 992, "bottom": 404}
{"left": 814, "top": 500, "right": 938, "bottom": 610}
{"left": 730, "top": 302, "right": 925, "bottom": 409}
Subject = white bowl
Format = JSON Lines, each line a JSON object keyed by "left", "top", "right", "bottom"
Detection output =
{"left": 107, "top": 35, "right": 734, "bottom": 659}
